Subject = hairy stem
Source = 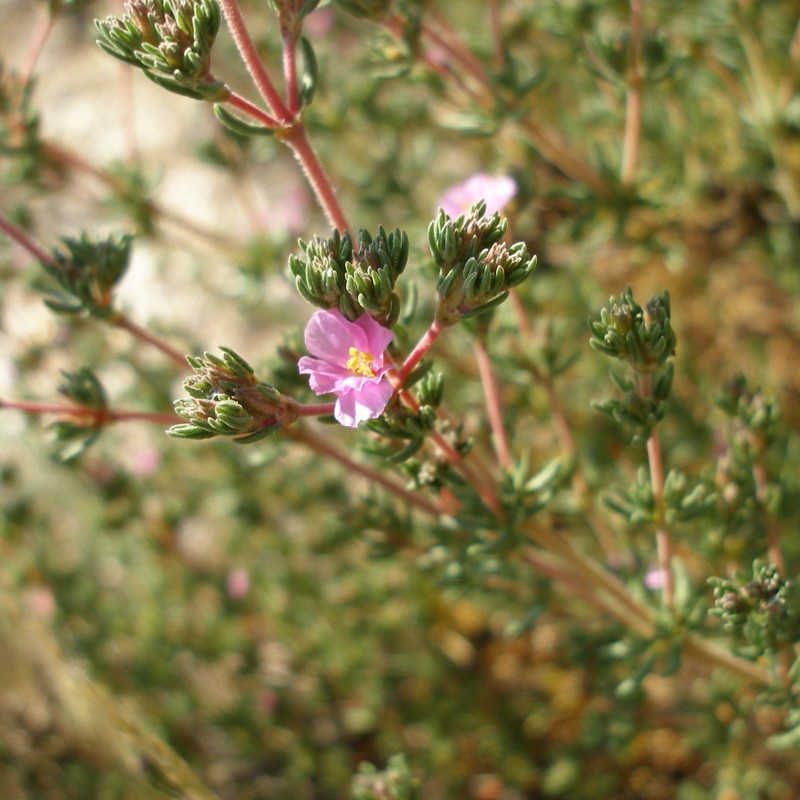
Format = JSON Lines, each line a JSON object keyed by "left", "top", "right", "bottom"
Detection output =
{"left": 281, "top": 125, "right": 352, "bottom": 234}
{"left": 282, "top": 29, "right": 301, "bottom": 116}
{"left": 219, "top": 0, "right": 291, "bottom": 123}
{"left": 224, "top": 90, "right": 281, "bottom": 128}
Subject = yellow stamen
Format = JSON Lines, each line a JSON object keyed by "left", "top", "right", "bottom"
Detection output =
{"left": 346, "top": 346, "right": 375, "bottom": 378}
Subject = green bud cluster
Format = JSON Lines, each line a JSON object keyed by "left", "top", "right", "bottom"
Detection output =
{"left": 717, "top": 375, "right": 780, "bottom": 454}
{"left": 289, "top": 227, "right": 408, "bottom": 326}
{"left": 52, "top": 368, "right": 108, "bottom": 462}
{"left": 428, "top": 203, "right": 536, "bottom": 326}
{"left": 365, "top": 404, "right": 438, "bottom": 463}
{"left": 365, "top": 372, "right": 444, "bottom": 463}
{"left": 710, "top": 561, "right": 800, "bottom": 652}
{"left": 590, "top": 287, "right": 676, "bottom": 370}
{"left": 501, "top": 456, "right": 563, "bottom": 523}
{"left": 41, "top": 233, "right": 133, "bottom": 319}
{"left": 605, "top": 467, "right": 715, "bottom": 527}
{"left": 590, "top": 287, "right": 676, "bottom": 440}
{"left": 169, "top": 348, "right": 298, "bottom": 443}
{"left": 593, "top": 363, "right": 674, "bottom": 438}
{"left": 585, "top": 31, "right": 683, "bottom": 88}
{"left": 95, "top": 0, "right": 226, "bottom": 101}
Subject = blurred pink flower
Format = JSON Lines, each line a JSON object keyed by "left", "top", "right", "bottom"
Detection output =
{"left": 131, "top": 446, "right": 161, "bottom": 477}
{"left": 644, "top": 567, "right": 667, "bottom": 591}
{"left": 27, "top": 586, "right": 56, "bottom": 618}
{"left": 226, "top": 569, "right": 250, "bottom": 599}
{"left": 437, "top": 173, "right": 517, "bottom": 219}
{"left": 298, "top": 309, "right": 394, "bottom": 428}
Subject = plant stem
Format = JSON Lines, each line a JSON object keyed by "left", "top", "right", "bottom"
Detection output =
{"left": 282, "top": 29, "right": 301, "bottom": 116}
{"left": 473, "top": 336, "right": 512, "bottom": 470}
{"left": 646, "top": 430, "right": 674, "bottom": 608}
{"left": 489, "top": 0, "right": 506, "bottom": 73}
{"left": 0, "top": 213, "right": 52, "bottom": 264}
{"left": 620, "top": 0, "right": 643, "bottom": 188}
{"left": 394, "top": 320, "right": 445, "bottom": 387}
{"left": 0, "top": 215, "right": 189, "bottom": 368}
{"left": 0, "top": 398, "right": 178, "bottom": 426}
{"left": 395, "top": 385, "right": 503, "bottom": 517}
{"left": 778, "top": 15, "right": 800, "bottom": 110}
{"left": 636, "top": 372, "right": 673, "bottom": 609}
{"left": 753, "top": 457, "right": 785, "bottom": 575}
{"left": 35, "top": 140, "right": 242, "bottom": 254}
{"left": 21, "top": 9, "right": 54, "bottom": 88}
{"left": 281, "top": 125, "right": 352, "bottom": 234}
{"left": 219, "top": 0, "right": 292, "bottom": 123}
{"left": 383, "top": 13, "right": 614, "bottom": 198}
{"left": 224, "top": 90, "right": 281, "bottom": 128}
{"left": 296, "top": 401, "right": 336, "bottom": 417}
{"left": 286, "top": 423, "right": 442, "bottom": 517}
{"left": 110, "top": 312, "right": 188, "bottom": 368}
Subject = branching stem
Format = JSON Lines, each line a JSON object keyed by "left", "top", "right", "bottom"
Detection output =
{"left": 286, "top": 423, "right": 442, "bottom": 517}
{"left": 219, "top": 0, "right": 291, "bottom": 123}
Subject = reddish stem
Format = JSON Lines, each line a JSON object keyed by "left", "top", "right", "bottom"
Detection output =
{"left": 296, "top": 401, "right": 336, "bottom": 418}
{"left": 0, "top": 214, "right": 53, "bottom": 264}
{"left": 489, "top": 0, "right": 506, "bottom": 73}
{"left": 110, "top": 312, "right": 187, "bottom": 368}
{"left": 620, "top": 0, "right": 643, "bottom": 188}
{"left": 225, "top": 91, "right": 281, "bottom": 128}
{"left": 472, "top": 337, "right": 511, "bottom": 470}
{"left": 282, "top": 125, "right": 352, "bottom": 234}
{"left": 282, "top": 29, "right": 301, "bottom": 116}
{"left": 219, "top": 0, "right": 292, "bottom": 123}
{"left": 21, "top": 11, "right": 54, "bottom": 88}
{"left": 0, "top": 398, "right": 178, "bottom": 426}
{"left": 286, "top": 423, "right": 442, "bottom": 517}
{"left": 394, "top": 320, "right": 445, "bottom": 387}
{"left": 639, "top": 371, "right": 674, "bottom": 612}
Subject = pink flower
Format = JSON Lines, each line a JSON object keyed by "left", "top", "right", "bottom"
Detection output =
{"left": 437, "top": 173, "right": 517, "bottom": 219}
{"left": 226, "top": 569, "right": 250, "bottom": 599}
{"left": 298, "top": 309, "right": 394, "bottom": 428}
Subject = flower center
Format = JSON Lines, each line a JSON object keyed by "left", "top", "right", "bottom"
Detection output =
{"left": 346, "top": 346, "right": 376, "bottom": 378}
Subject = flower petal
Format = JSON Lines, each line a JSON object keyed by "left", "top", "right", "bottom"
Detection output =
{"left": 298, "top": 355, "right": 346, "bottom": 395}
{"left": 438, "top": 173, "right": 517, "bottom": 219}
{"left": 355, "top": 313, "right": 394, "bottom": 362}
{"left": 334, "top": 380, "right": 393, "bottom": 427}
{"left": 303, "top": 308, "right": 355, "bottom": 364}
